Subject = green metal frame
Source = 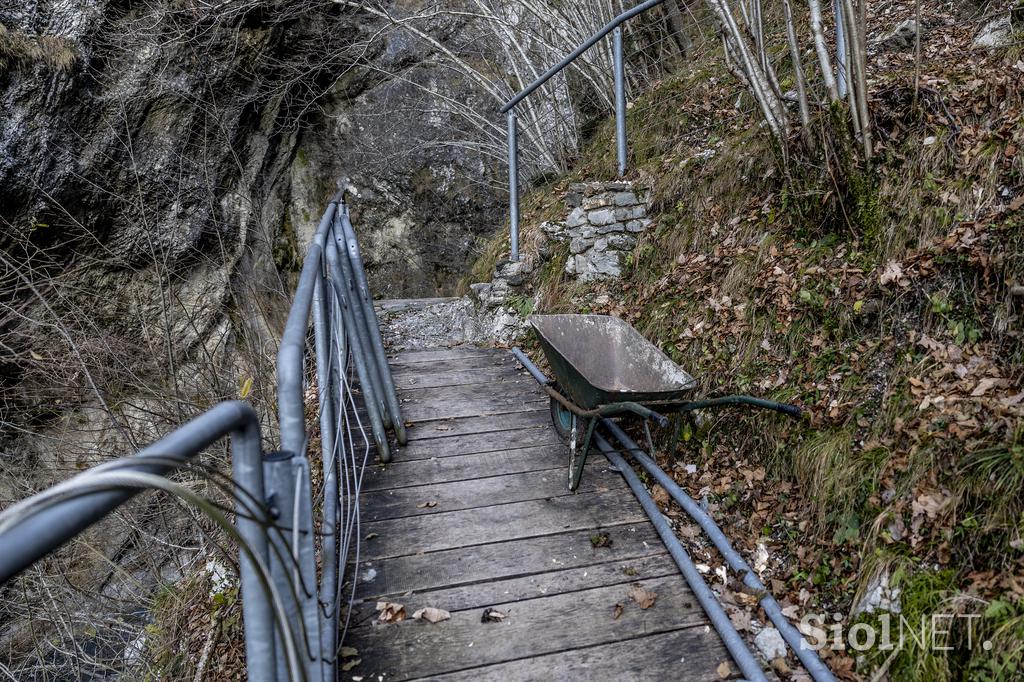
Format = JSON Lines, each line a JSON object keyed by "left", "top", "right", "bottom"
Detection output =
{"left": 548, "top": 385, "right": 802, "bottom": 491}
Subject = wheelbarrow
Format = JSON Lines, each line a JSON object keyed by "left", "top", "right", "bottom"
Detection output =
{"left": 528, "top": 315, "right": 802, "bottom": 490}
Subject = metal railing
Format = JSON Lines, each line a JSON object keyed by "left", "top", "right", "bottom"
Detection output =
{"left": 0, "top": 195, "right": 403, "bottom": 682}
{"left": 501, "top": 0, "right": 670, "bottom": 261}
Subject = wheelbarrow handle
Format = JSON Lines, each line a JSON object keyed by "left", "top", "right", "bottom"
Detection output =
{"left": 592, "top": 401, "right": 669, "bottom": 428}
{"left": 642, "top": 409, "right": 671, "bottom": 429}
{"left": 777, "top": 403, "right": 803, "bottom": 419}
{"left": 674, "top": 395, "right": 803, "bottom": 419}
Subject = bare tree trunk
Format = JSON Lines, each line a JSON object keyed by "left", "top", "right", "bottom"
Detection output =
{"left": 666, "top": 0, "right": 692, "bottom": 58}
{"left": 913, "top": 0, "right": 922, "bottom": 106}
{"left": 706, "top": 0, "right": 788, "bottom": 142}
{"left": 808, "top": 0, "right": 840, "bottom": 101}
{"left": 841, "top": 0, "right": 872, "bottom": 159}
{"left": 836, "top": 3, "right": 863, "bottom": 140}
{"left": 782, "top": 0, "right": 812, "bottom": 129}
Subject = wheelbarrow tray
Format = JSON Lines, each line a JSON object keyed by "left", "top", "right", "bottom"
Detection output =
{"left": 530, "top": 314, "right": 697, "bottom": 409}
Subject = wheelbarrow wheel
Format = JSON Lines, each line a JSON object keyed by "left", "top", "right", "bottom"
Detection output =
{"left": 550, "top": 397, "right": 574, "bottom": 440}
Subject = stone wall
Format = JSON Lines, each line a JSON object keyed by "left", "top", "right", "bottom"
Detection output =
{"left": 465, "top": 179, "right": 650, "bottom": 344}
{"left": 543, "top": 181, "right": 651, "bottom": 281}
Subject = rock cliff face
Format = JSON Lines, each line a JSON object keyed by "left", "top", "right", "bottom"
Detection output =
{"left": 0, "top": 1, "right": 505, "bottom": 465}
{"left": 287, "top": 21, "right": 505, "bottom": 298}
{"left": 0, "top": 1, "right": 507, "bottom": 670}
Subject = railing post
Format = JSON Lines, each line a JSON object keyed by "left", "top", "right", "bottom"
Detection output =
{"left": 613, "top": 26, "right": 627, "bottom": 177}
{"left": 325, "top": 238, "right": 391, "bottom": 462}
{"left": 230, "top": 410, "right": 277, "bottom": 682}
{"left": 264, "top": 451, "right": 322, "bottom": 682}
{"left": 338, "top": 205, "right": 407, "bottom": 445}
{"left": 311, "top": 270, "right": 340, "bottom": 682}
{"left": 507, "top": 109, "right": 520, "bottom": 262}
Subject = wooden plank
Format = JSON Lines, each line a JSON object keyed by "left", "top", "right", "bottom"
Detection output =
{"left": 399, "top": 401, "right": 548, "bottom": 428}
{"left": 400, "top": 382, "right": 545, "bottom": 422}
{"left": 361, "top": 465, "right": 622, "bottom": 522}
{"left": 353, "top": 523, "right": 667, "bottom": 599}
{"left": 389, "top": 353, "right": 519, "bottom": 373}
{"left": 389, "top": 347, "right": 500, "bottom": 362}
{"left": 363, "top": 444, "right": 570, "bottom": 491}
{"left": 430, "top": 629, "right": 739, "bottom": 682}
{"left": 398, "top": 380, "right": 539, "bottom": 399}
{"left": 403, "top": 410, "right": 549, "bottom": 441}
{"left": 389, "top": 352, "right": 516, "bottom": 372}
{"left": 348, "top": 553, "right": 677, "bottom": 624}
{"left": 359, "top": 488, "right": 645, "bottom": 560}
{"left": 393, "top": 365, "right": 526, "bottom": 390}
{"left": 391, "top": 347, "right": 499, "bottom": 361}
{"left": 401, "top": 380, "right": 539, "bottom": 402}
{"left": 395, "top": 426, "right": 561, "bottom": 461}
{"left": 343, "top": 574, "right": 709, "bottom": 681}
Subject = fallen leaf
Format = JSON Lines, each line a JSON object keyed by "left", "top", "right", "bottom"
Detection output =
{"left": 342, "top": 659, "right": 361, "bottom": 672}
{"left": 481, "top": 607, "right": 508, "bottom": 623}
{"left": 913, "top": 490, "right": 953, "bottom": 520}
{"left": 754, "top": 543, "right": 769, "bottom": 575}
{"left": 628, "top": 584, "right": 657, "bottom": 609}
{"left": 678, "top": 525, "right": 701, "bottom": 539}
{"left": 340, "top": 647, "right": 359, "bottom": 658}
{"left": 717, "top": 660, "right": 732, "bottom": 678}
{"left": 417, "top": 501, "right": 438, "bottom": 509}
{"left": 1002, "top": 392, "right": 1024, "bottom": 407}
{"left": 613, "top": 602, "right": 624, "bottom": 619}
{"left": 715, "top": 565, "right": 728, "bottom": 585}
{"left": 29, "top": 350, "right": 44, "bottom": 361}
{"left": 375, "top": 601, "right": 405, "bottom": 623}
{"left": 364, "top": 532, "right": 379, "bottom": 540}
{"left": 971, "top": 378, "right": 998, "bottom": 397}
{"left": 879, "top": 260, "right": 906, "bottom": 286}
{"left": 412, "top": 607, "right": 450, "bottom": 623}
{"left": 728, "top": 607, "right": 752, "bottom": 631}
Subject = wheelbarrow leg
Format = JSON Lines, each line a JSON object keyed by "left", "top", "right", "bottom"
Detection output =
{"left": 667, "top": 414, "right": 683, "bottom": 460}
{"left": 568, "top": 417, "right": 597, "bottom": 491}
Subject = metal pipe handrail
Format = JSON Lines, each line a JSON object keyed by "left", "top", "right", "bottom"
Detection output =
{"left": 503, "top": 0, "right": 670, "bottom": 260}
{"left": 337, "top": 205, "right": 407, "bottom": 446}
{"left": 499, "top": 0, "right": 669, "bottom": 113}
{"left": 0, "top": 401, "right": 276, "bottom": 680}
{"left": 0, "top": 194, "right": 404, "bottom": 682}
{"left": 601, "top": 418, "right": 837, "bottom": 682}
{"left": 594, "top": 434, "right": 769, "bottom": 682}
{"left": 278, "top": 198, "right": 339, "bottom": 456}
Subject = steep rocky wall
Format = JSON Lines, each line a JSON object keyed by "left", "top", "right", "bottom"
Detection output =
{"left": 0, "top": 2, "right": 507, "bottom": 670}
{"left": 0, "top": 1, "right": 506, "bottom": 464}
{"left": 287, "top": 31, "right": 505, "bottom": 298}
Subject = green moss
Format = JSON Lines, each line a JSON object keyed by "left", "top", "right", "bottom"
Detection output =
{"left": 273, "top": 213, "right": 302, "bottom": 274}
{"left": 507, "top": 293, "right": 534, "bottom": 318}
{"left": 0, "top": 25, "right": 77, "bottom": 73}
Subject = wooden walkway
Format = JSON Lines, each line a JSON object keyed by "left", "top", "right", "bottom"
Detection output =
{"left": 345, "top": 347, "right": 735, "bottom": 680}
